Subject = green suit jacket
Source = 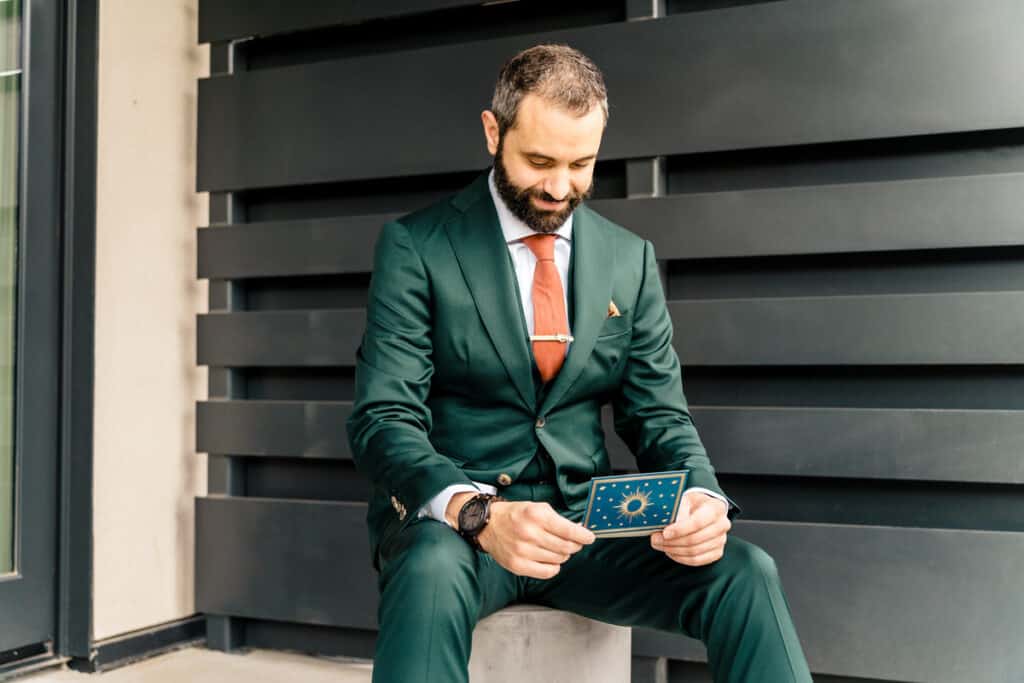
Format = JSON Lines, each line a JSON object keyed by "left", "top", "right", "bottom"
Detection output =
{"left": 346, "top": 170, "right": 735, "bottom": 568}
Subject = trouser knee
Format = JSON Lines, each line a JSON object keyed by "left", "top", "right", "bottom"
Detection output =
{"left": 727, "top": 537, "right": 781, "bottom": 585}
{"left": 697, "top": 538, "right": 811, "bottom": 682}
{"left": 373, "top": 523, "right": 483, "bottom": 683}
{"left": 378, "top": 522, "right": 482, "bottom": 624}
{"left": 689, "top": 537, "right": 784, "bottom": 615}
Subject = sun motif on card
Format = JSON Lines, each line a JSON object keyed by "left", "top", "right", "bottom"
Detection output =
{"left": 616, "top": 489, "right": 652, "bottom": 522}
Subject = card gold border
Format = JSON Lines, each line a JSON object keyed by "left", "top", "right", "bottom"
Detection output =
{"left": 582, "top": 470, "right": 689, "bottom": 536}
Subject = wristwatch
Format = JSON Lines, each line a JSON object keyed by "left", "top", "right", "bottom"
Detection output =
{"left": 456, "top": 493, "right": 504, "bottom": 550}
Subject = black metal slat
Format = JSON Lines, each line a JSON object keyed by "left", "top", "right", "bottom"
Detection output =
{"left": 689, "top": 407, "right": 1024, "bottom": 485}
{"left": 596, "top": 173, "right": 1024, "bottom": 260}
{"left": 199, "top": 1, "right": 496, "bottom": 44}
{"left": 724, "top": 521, "right": 1024, "bottom": 682}
{"left": 197, "top": 400, "right": 1024, "bottom": 486}
{"left": 195, "top": 497, "right": 379, "bottom": 630}
{"left": 673, "top": 292, "right": 1024, "bottom": 366}
{"left": 639, "top": 520, "right": 1024, "bottom": 682}
{"left": 197, "top": 172, "right": 1024, "bottom": 281}
{"left": 197, "top": 216, "right": 391, "bottom": 279}
{"left": 195, "top": 292, "right": 1024, "bottom": 368}
{"left": 606, "top": 406, "right": 1024, "bottom": 485}
{"left": 197, "top": 399, "right": 353, "bottom": 458}
{"left": 196, "top": 310, "right": 365, "bottom": 367}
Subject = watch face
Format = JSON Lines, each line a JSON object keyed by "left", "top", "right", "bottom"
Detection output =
{"left": 460, "top": 498, "right": 487, "bottom": 533}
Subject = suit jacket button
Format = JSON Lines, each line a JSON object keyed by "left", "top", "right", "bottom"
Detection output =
{"left": 535, "top": 416, "right": 546, "bottom": 429}
{"left": 497, "top": 473, "right": 513, "bottom": 486}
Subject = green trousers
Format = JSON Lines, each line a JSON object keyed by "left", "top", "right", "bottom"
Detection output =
{"left": 371, "top": 477, "right": 812, "bottom": 683}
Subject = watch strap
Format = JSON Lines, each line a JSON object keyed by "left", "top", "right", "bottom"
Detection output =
{"left": 457, "top": 493, "right": 503, "bottom": 550}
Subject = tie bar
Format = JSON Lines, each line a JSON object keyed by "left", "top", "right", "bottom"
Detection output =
{"left": 530, "top": 334, "right": 574, "bottom": 343}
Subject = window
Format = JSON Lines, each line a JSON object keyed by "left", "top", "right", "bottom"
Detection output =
{"left": 0, "top": 0, "right": 21, "bottom": 574}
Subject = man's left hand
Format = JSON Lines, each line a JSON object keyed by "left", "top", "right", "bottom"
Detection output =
{"left": 650, "top": 491, "right": 730, "bottom": 567}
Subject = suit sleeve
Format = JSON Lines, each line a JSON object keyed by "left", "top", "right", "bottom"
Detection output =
{"left": 346, "top": 221, "right": 475, "bottom": 524}
{"left": 611, "top": 240, "right": 740, "bottom": 517}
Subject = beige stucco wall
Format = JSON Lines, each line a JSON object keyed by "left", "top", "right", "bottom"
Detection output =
{"left": 93, "top": 0, "right": 209, "bottom": 640}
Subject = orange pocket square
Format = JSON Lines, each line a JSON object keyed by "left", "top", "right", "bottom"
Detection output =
{"left": 607, "top": 300, "right": 621, "bottom": 318}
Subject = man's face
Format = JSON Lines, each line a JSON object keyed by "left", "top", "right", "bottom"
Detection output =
{"left": 486, "top": 93, "right": 604, "bottom": 233}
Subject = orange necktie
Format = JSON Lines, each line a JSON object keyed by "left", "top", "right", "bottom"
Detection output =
{"left": 522, "top": 233, "right": 570, "bottom": 383}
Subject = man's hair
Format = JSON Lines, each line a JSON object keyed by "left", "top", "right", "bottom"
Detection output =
{"left": 491, "top": 44, "right": 609, "bottom": 136}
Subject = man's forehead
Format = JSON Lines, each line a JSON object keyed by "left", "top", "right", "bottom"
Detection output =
{"left": 509, "top": 92, "right": 602, "bottom": 137}
{"left": 505, "top": 95, "right": 604, "bottom": 158}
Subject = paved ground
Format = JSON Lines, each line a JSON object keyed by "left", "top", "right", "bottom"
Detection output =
{"left": 16, "top": 647, "right": 373, "bottom": 683}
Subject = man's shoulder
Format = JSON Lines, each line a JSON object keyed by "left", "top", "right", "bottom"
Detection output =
{"left": 373, "top": 200, "right": 457, "bottom": 261}
{"left": 577, "top": 202, "right": 649, "bottom": 257}
{"left": 386, "top": 172, "right": 486, "bottom": 243}
{"left": 390, "top": 200, "right": 457, "bottom": 238}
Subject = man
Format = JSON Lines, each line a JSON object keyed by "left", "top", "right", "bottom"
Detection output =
{"left": 347, "top": 44, "right": 812, "bottom": 683}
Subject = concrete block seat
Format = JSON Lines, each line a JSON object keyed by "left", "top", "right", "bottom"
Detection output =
{"left": 468, "top": 604, "right": 631, "bottom": 683}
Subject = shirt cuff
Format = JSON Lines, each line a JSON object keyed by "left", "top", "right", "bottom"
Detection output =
{"left": 685, "top": 487, "right": 729, "bottom": 506}
{"left": 417, "top": 481, "right": 498, "bottom": 527}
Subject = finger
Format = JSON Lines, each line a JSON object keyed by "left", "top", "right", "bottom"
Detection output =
{"left": 517, "top": 542, "right": 571, "bottom": 565}
{"left": 657, "top": 519, "right": 730, "bottom": 550}
{"left": 662, "top": 517, "right": 700, "bottom": 540}
{"left": 660, "top": 534, "right": 726, "bottom": 560}
{"left": 664, "top": 532, "right": 727, "bottom": 563}
{"left": 677, "top": 492, "right": 694, "bottom": 515}
{"left": 695, "top": 498, "right": 730, "bottom": 532}
{"left": 539, "top": 507, "right": 596, "bottom": 545}
{"left": 691, "top": 495, "right": 728, "bottom": 521}
{"left": 662, "top": 497, "right": 697, "bottom": 539}
{"left": 653, "top": 527, "right": 725, "bottom": 553}
{"left": 510, "top": 558, "right": 562, "bottom": 580}
{"left": 532, "top": 529, "right": 584, "bottom": 557}
{"left": 667, "top": 547, "right": 725, "bottom": 567}
{"left": 664, "top": 501, "right": 722, "bottom": 540}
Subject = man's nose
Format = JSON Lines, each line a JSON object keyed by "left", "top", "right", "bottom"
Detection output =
{"left": 543, "top": 172, "right": 571, "bottom": 202}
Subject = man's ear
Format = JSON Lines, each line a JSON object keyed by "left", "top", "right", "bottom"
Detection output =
{"left": 481, "top": 110, "right": 500, "bottom": 156}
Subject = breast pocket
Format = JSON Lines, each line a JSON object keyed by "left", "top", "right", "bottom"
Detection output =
{"left": 583, "top": 313, "right": 632, "bottom": 393}
{"left": 596, "top": 310, "right": 632, "bottom": 340}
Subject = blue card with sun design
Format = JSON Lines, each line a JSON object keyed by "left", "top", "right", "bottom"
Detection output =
{"left": 582, "top": 470, "right": 689, "bottom": 538}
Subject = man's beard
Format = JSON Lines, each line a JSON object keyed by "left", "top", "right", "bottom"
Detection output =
{"left": 493, "top": 138, "right": 593, "bottom": 234}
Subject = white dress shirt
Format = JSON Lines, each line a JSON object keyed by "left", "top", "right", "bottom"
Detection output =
{"left": 418, "top": 167, "right": 725, "bottom": 527}
{"left": 491, "top": 172, "right": 574, "bottom": 345}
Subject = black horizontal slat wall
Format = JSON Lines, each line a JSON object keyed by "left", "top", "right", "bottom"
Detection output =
{"left": 197, "top": 397, "right": 1024, "bottom": 493}
{"left": 196, "top": 172, "right": 1024, "bottom": 273}
{"left": 196, "top": 293, "right": 1024, "bottom": 368}
{"left": 198, "top": 0, "right": 485, "bottom": 43}
{"left": 195, "top": 2, "right": 1024, "bottom": 681}
{"left": 198, "top": 0, "right": 1024, "bottom": 191}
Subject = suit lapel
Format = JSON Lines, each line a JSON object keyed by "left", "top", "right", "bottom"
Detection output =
{"left": 445, "top": 173, "right": 536, "bottom": 410}
{"left": 540, "top": 205, "right": 615, "bottom": 415}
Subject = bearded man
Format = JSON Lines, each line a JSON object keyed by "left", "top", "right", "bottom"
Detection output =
{"left": 347, "top": 43, "right": 812, "bottom": 683}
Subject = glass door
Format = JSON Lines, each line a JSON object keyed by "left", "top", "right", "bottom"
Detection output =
{"left": 1, "top": 0, "right": 20, "bottom": 581}
{"left": 0, "top": 0, "right": 59, "bottom": 659}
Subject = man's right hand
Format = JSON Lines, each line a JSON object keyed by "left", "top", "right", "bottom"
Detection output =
{"left": 447, "top": 493, "right": 595, "bottom": 579}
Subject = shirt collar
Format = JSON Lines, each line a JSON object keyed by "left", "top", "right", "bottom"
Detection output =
{"left": 487, "top": 167, "right": 574, "bottom": 245}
